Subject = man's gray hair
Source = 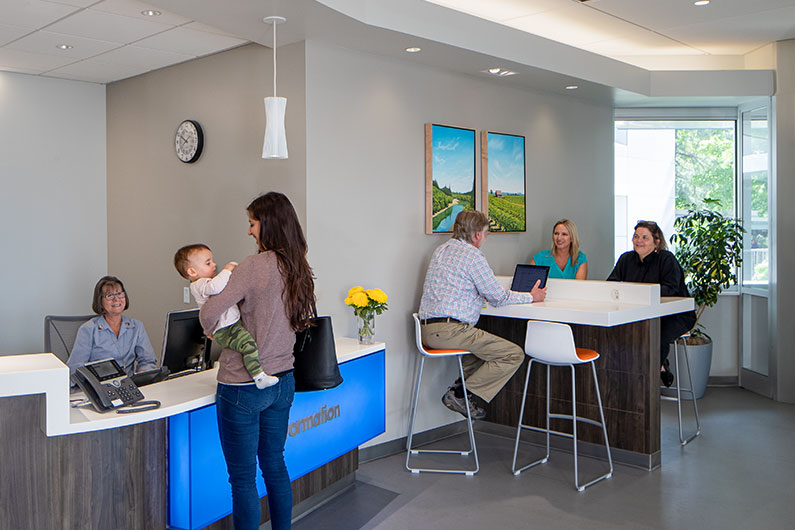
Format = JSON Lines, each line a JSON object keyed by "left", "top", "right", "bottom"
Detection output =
{"left": 452, "top": 210, "right": 488, "bottom": 243}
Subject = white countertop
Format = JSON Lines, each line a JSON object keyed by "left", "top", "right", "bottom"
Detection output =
{"left": 482, "top": 278, "right": 695, "bottom": 327}
{"left": 0, "top": 339, "right": 384, "bottom": 437}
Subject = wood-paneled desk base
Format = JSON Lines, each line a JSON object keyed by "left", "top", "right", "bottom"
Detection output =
{"left": 0, "top": 394, "right": 357, "bottom": 530}
{"left": 478, "top": 315, "right": 661, "bottom": 469}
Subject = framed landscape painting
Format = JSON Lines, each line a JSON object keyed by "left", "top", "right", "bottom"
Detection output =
{"left": 481, "top": 131, "right": 526, "bottom": 232}
{"left": 425, "top": 123, "right": 476, "bottom": 234}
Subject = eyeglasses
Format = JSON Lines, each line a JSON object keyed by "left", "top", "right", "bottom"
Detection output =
{"left": 103, "top": 291, "right": 126, "bottom": 301}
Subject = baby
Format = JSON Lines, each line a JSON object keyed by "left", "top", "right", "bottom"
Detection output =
{"left": 174, "top": 244, "right": 278, "bottom": 389}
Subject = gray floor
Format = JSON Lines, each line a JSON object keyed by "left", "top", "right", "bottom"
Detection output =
{"left": 295, "top": 387, "right": 795, "bottom": 530}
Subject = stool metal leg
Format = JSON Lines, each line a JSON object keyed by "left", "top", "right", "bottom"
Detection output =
{"left": 672, "top": 338, "right": 701, "bottom": 445}
{"left": 406, "top": 355, "right": 478, "bottom": 475}
{"left": 512, "top": 359, "right": 549, "bottom": 475}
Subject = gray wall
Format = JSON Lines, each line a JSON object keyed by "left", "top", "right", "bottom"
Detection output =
{"left": 0, "top": 72, "right": 106, "bottom": 355}
{"left": 773, "top": 40, "right": 795, "bottom": 402}
{"left": 106, "top": 42, "right": 307, "bottom": 356}
{"left": 304, "top": 41, "right": 615, "bottom": 444}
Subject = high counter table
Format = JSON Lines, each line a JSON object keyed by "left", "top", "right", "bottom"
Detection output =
{"left": 477, "top": 278, "right": 694, "bottom": 470}
{"left": 0, "top": 338, "right": 385, "bottom": 530}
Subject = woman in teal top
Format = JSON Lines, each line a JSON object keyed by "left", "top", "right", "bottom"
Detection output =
{"left": 530, "top": 219, "right": 588, "bottom": 279}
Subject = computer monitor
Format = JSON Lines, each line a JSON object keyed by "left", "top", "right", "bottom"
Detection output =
{"left": 161, "top": 309, "right": 212, "bottom": 374}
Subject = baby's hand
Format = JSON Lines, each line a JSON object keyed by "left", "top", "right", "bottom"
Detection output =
{"left": 223, "top": 261, "right": 238, "bottom": 272}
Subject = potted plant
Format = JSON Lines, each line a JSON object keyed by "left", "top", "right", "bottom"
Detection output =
{"left": 670, "top": 198, "right": 744, "bottom": 398}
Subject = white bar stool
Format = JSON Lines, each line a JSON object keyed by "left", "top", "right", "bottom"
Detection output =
{"left": 406, "top": 313, "right": 479, "bottom": 475}
{"left": 512, "top": 320, "right": 612, "bottom": 492}
{"left": 661, "top": 333, "right": 701, "bottom": 445}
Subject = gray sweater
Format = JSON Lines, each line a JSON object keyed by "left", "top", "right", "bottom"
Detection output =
{"left": 199, "top": 251, "right": 295, "bottom": 384}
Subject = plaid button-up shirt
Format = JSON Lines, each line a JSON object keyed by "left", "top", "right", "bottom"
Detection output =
{"left": 418, "top": 238, "right": 534, "bottom": 325}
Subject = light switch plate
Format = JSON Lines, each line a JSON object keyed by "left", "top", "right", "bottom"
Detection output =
{"left": 183, "top": 287, "right": 191, "bottom": 304}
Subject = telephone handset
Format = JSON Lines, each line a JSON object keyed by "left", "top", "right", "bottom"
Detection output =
{"left": 73, "top": 358, "right": 145, "bottom": 412}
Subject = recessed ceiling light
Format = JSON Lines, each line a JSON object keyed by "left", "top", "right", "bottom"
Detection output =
{"left": 56, "top": 44, "right": 73, "bottom": 50}
{"left": 498, "top": 70, "right": 516, "bottom": 77}
{"left": 693, "top": 1, "right": 710, "bottom": 6}
{"left": 141, "top": 9, "right": 162, "bottom": 16}
{"left": 565, "top": 85, "right": 579, "bottom": 90}
{"left": 484, "top": 68, "right": 517, "bottom": 77}
{"left": 405, "top": 47, "right": 421, "bottom": 53}
{"left": 488, "top": 67, "right": 501, "bottom": 74}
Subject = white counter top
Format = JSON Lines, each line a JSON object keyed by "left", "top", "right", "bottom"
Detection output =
{"left": 482, "top": 278, "right": 695, "bottom": 327}
{"left": 0, "top": 339, "right": 384, "bottom": 437}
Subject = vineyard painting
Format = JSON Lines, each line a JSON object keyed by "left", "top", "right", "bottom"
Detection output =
{"left": 482, "top": 131, "right": 526, "bottom": 232}
{"left": 425, "top": 124, "right": 476, "bottom": 234}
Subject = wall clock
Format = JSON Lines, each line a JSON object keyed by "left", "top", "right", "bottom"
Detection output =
{"left": 175, "top": 120, "right": 204, "bottom": 163}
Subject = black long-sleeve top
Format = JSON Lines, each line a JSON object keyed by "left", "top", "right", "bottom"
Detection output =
{"left": 607, "top": 249, "right": 691, "bottom": 298}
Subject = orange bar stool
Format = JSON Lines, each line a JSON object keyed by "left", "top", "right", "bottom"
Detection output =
{"left": 661, "top": 332, "right": 701, "bottom": 445}
{"left": 512, "top": 320, "right": 612, "bottom": 491}
{"left": 406, "top": 313, "right": 479, "bottom": 475}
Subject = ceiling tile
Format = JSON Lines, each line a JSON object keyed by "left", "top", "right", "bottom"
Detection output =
{"left": 587, "top": 0, "right": 795, "bottom": 33}
{"left": 91, "top": 44, "right": 193, "bottom": 70}
{"left": 47, "top": 57, "right": 146, "bottom": 83}
{"left": 0, "top": 23, "right": 34, "bottom": 47}
{"left": 4, "top": 0, "right": 78, "bottom": 28}
{"left": 665, "top": 6, "right": 795, "bottom": 55}
{"left": 43, "top": 0, "right": 97, "bottom": 7}
{"left": 134, "top": 26, "right": 246, "bottom": 57}
{"left": 0, "top": 47, "right": 75, "bottom": 72}
{"left": 182, "top": 21, "right": 244, "bottom": 39}
{"left": 90, "top": 0, "right": 192, "bottom": 26}
{"left": 45, "top": 8, "right": 171, "bottom": 43}
{"left": 6, "top": 30, "right": 121, "bottom": 60}
{"left": 427, "top": 0, "right": 562, "bottom": 22}
{"left": 507, "top": 3, "right": 652, "bottom": 47}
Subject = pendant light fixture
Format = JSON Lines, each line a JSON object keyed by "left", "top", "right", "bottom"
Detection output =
{"left": 262, "top": 15, "right": 288, "bottom": 159}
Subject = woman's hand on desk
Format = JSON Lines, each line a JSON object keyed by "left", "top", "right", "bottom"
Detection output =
{"left": 530, "top": 280, "right": 547, "bottom": 303}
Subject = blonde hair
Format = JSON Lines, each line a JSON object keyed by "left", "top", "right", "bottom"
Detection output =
{"left": 550, "top": 219, "right": 581, "bottom": 267}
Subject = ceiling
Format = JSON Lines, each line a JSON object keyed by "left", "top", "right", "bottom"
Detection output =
{"left": 0, "top": 0, "right": 788, "bottom": 106}
{"left": 428, "top": 0, "right": 795, "bottom": 70}
{"left": 0, "top": 0, "right": 247, "bottom": 83}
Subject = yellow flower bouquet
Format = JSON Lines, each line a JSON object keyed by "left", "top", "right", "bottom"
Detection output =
{"left": 344, "top": 286, "right": 388, "bottom": 344}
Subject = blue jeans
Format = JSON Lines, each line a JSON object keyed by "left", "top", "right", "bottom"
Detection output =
{"left": 216, "top": 374, "right": 295, "bottom": 530}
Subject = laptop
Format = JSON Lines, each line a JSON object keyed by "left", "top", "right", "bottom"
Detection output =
{"left": 510, "top": 264, "right": 550, "bottom": 292}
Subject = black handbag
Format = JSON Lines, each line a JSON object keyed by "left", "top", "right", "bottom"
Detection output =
{"left": 292, "top": 309, "right": 343, "bottom": 392}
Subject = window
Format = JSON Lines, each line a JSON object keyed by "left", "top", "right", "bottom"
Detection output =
{"left": 614, "top": 119, "right": 736, "bottom": 261}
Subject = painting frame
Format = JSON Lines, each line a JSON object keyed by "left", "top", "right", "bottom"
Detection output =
{"left": 481, "top": 131, "right": 527, "bottom": 233}
{"left": 425, "top": 123, "right": 477, "bottom": 234}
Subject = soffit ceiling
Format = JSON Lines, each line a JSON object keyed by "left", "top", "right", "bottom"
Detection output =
{"left": 0, "top": 0, "right": 787, "bottom": 107}
{"left": 428, "top": 0, "right": 795, "bottom": 66}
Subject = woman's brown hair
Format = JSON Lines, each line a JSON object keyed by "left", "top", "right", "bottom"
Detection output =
{"left": 247, "top": 192, "right": 315, "bottom": 331}
{"left": 91, "top": 276, "right": 129, "bottom": 315}
{"left": 635, "top": 220, "right": 667, "bottom": 251}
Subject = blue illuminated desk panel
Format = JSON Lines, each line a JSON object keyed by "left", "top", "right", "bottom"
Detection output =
{"left": 168, "top": 348, "right": 385, "bottom": 530}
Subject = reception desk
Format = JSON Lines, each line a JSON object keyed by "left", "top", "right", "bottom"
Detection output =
{"left": 478, "top": 278, "right": 694, "bottom": 470}
{"left": 0, "top": 338, "right": 385, "bottom": 530}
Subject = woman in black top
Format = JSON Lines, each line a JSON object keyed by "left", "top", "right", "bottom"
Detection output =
{"left": 607, "top": 221, "right": 697, "bottom": 387}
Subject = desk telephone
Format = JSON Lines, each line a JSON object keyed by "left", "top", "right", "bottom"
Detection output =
{"left": 73, "top": 358, "right": 145, "bottom": 412}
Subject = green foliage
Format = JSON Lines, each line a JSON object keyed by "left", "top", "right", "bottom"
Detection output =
{"left": 488, "top": 194, "right": 525, "bottom": 232}
{"left": 670, "top": 198, "right": 745, "bottom": 334}
{"left": 675, "top": 129, "right": 734, "bottom": 215}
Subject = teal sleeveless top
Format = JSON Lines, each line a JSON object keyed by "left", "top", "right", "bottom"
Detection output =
{"left": 532, "top": 249, "right": 587, "bottom": 279}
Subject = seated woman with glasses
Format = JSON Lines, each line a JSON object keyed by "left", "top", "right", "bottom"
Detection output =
{"left": 66, "top": 275, "right": 157, "bottom": 378}
{"left": 607, "top": 221, "right": 697, "bottom": 387}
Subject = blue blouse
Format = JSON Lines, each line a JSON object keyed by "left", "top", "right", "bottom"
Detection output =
{"left": 532, "top": 249, "right": 588, "bottom": 279}
{"left": 67, "top": 315, "right": 157, "bottom": 377}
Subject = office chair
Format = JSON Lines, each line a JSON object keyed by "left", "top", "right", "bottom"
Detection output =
{"left": 44, "top": 315, "right": 95, "bottom": 363}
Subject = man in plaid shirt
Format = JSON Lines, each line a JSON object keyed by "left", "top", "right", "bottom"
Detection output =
{"left": 419, "top": 210, "right": 546, "bottom": 419}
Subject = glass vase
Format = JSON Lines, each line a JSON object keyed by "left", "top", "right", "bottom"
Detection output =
{"left": 357, "top": 314, "right": 375, "bottom": 345}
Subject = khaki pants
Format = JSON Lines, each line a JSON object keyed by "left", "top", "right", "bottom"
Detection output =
{"left": 420, "top": 321, "right": 524, "bottom": 402}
